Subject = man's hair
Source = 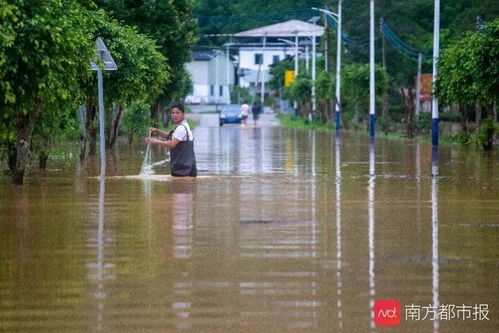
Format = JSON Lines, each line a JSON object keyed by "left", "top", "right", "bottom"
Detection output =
{"left": 171, "top": 103, "right": 184, "bottom": 113}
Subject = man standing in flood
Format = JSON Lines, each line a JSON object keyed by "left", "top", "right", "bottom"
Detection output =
{"left": 145, "top": 103, "right": 197, "bottom": 177}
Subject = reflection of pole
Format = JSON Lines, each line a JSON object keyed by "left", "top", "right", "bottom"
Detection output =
{"left": 415, "top": 53, "right": 422, "bottom": 116}
{"left": 431, "top": 0, "right": 440, "bottom": 146}
{"left": 96, "top": 178, "right": 106, "bottom": 330}
{"left": 336, "top": 1, "right": 342, "bottom": 132}
{"left": 335, "top": 134, "right": 343, "bottom": 330}
{"left": 431, "top": 146, "right": 440, "bottom": 333}
{"left": 369, "top": 0, "right": 376, "bottom": 139}
{"left": 97, "top": 66, "right": 106, "bottom": 179}
{"left": 368, "top": 140, "right": 376, "bottom": 329}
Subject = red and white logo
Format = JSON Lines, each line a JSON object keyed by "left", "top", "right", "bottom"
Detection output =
{"left": 374, "top": 300, "right": 401, "bottom": 327}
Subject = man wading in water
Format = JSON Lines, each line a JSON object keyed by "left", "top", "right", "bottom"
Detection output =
{"left": 145, "top": 103, "right": 197, "bottom": 177}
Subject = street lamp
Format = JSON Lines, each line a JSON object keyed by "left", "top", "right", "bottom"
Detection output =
{"left": 308, "top": 16, "right": 321, "bottom": 121}
{"left": 312, "top": 6, "right": 341, "bottom": 132}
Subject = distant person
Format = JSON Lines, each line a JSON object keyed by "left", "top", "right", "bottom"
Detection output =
{"left": 251, "top": 101, "right": 262, "bottom": 126}
{"left": 240, "top": 101, "right": 250, "bottom": 127}
{"left": 145, "top": 103, "right": 197, "bottom": 177}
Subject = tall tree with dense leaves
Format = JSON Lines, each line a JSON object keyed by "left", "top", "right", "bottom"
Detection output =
{"left": 0, "top": 0, "right": 95, "bottom": 184}
{"left": 94, "top": 0, "right": 198, "bottom": 121}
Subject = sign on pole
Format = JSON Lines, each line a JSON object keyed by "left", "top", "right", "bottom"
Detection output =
{"left": 90, "top": 37, "right": 117, "bottom": 179}
{"left": 285, "top": 70, "right": 295, "bottom": 86}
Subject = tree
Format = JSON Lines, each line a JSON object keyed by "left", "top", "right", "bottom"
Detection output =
{"left": 436, "top": 19, "right": 499, "bottom": 150}
{"left": 342, "top": 63, "right": 390, "bottom": 126}
{"left": 0, "top": 1, "right": 95, "bottom": 184}
{"left": 94, "top": 0, "right": 198, "bottom": 120}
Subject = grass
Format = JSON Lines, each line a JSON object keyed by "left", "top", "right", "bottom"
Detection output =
{"left": 276, "top": 114, "right": 333, "bottom": 132}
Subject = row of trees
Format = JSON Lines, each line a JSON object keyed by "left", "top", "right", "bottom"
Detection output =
{"left": 197, "top": 0, "right": 498, "bottom": 145}
{"left": 0, "top": 0, "right": 196, "bottom": 184}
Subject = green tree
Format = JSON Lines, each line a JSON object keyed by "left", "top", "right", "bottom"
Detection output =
{"left": 94, "top": 0, "right": 198, "bottom": 120}
{"left": 0, "top": 0, "right": 95, "bottom": 184}
{"left": 342, "top": 63, "right": 390, "bottom": 125}
{"left": 436, "top": 19, "right": 499, "bottom": 150}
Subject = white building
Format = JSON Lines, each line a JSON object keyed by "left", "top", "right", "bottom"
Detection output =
{"left": 185, "top": 50, "right": 235, "bottom": 105}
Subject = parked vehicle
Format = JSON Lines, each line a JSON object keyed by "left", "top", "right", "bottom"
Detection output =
{"left": 219, "top": 104, "right": 242, "bottom": 126}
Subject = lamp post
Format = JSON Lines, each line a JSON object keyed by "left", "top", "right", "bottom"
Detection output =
{"left": 369, "top": 0, "right": 376, "bottom": 139}
{"left": 312, "top": 6, "right": 341, "bottom": 131}
{"left": 308, "top": 16, "right": 321, "bottom": 121}
{"left": 432, "top": 0, "right": 440, "bottom": 146}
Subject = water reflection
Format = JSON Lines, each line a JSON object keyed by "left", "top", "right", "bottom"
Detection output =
{"left": 431, "top": 146, "right": 440, "bottom": 333}
{"left": 368, "top": 139, "right": 376, "bottom": 329}
{"left": 335, "top": 134, "right": 343, "bottom": 331}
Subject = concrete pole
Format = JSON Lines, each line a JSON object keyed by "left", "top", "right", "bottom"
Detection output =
{"left": 369, "top": 0, "right": 376, "bottom": 139}
{"left": 432, "top": 0, "right": 440, "bottom": 146}
{"left": 226, "top": 44, "right": 230, "bottom": 104}
{"left": 294, "top": 32, "right": 299, "bottom": 112}
{"left": 97, "top": 66, "right": 106, "bottom": 179}
{"left": 294, "top": 32, "right": 299, "bottom": 76}
{"left": 261, "top": 35, "right": 266, "bottom": 105}
{"left": 305, "top": 46, "right": 309, "bottom": 72}
{"left": 215, "top": 50, "right": 219, "bottom": 108}
{"left": 335, "top": 1, "right": 342, "bottom": 132}
{"left": 312, "top": 34, "right": 317, "bottom": 120}
{"left": 415, "top": 53, "right": 422, "bottom": 116}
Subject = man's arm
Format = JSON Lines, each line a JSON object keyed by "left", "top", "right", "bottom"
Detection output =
{"left": 145, "top": 137, "right": 180, "bottom": 148}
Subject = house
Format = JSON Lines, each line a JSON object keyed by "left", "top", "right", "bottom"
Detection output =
{"left": 234, "top": 20, "right": 324, "bottom": 102}
{"left": 185, "top": 50, "right": 235, "bottom": 105}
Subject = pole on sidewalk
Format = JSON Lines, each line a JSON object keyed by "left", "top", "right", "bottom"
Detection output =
{"left": 432, "top": 0, "right": 440, "bottom": 146}
{"left": 335, "top": 0, "right": 342, "bottom": 132}
{"left": 369, "top": 0, "right": 376, "bottom": 139}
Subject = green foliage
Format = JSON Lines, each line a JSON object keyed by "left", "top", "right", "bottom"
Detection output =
{"left": 316, "top": 70, "right": 335, "bottom": 100}
{"left": 342, "top": 63, "right": 391, "bottom": 113}
{"left": 469, "top": 118, "right": 498, "bottom": 150}
{"left": 268, "top": 57, "right": 294, "bottom": 90}
{"left": 94, "top": 0, "right": 198, "bottom": 103}
{"left": 282, "top": 75, "right": 311, "bottom": 103}
{"left": 0, "top": 0, "right": 95, "bottom": 143}
{"left": 121, "top": 100, "right": 152, "bottom": 139}
{"left": 436, "top": 19, "right": 499, "bottom": 106}
{"left": 276, "top": 114, "right": 332, "bottom": 132}
{"left": 230, "top": 86, "right": 252, "bottom": 104}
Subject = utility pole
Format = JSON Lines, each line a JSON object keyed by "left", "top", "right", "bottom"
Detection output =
{"left": 415, "top": 53, "right": 422, "bottom": 116}
{"left": 369, "top": 0, "right": 376, "bottom": 139}
{"left": 336, "top": 1, "right": 342, "bottom": 132}
{"left": 432, "top": 0, "right": 440, "bottom": 146}
{"left": 261, "top": 34, "right": 267, "bottom": 105}
{"left": 226, "top": 44, "right": 230, "bottom": 104}
{"left": 312, "top": 6, "right": 341, "bottom": 131}
{"left": 312, "top": 33, "right": 317, "bottom": 120}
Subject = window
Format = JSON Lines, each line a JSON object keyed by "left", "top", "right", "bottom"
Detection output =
{"left": 210, "top": 85, "right": 214, "bottom": 96}
{"left": 272, "top": 55, "right": 280, "bottom": 64}
{"left": 254, "top": 53, "right": 263, "bottom": 65}
{"left": 219, "top": 86, "right": 223, "bottom": 97}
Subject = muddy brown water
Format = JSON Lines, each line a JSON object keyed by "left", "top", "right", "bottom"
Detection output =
{"left": 1, "top": 120, "right": 498, "bottom": 332}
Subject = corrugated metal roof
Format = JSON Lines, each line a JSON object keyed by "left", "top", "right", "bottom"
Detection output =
{"left": 234, "top": 20, "right": 324, "bottom": 38}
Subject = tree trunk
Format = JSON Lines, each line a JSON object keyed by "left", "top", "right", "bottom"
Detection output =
{"left": 459, "top": 104, "right": 468, "bottom": 133}
{"left": 12, "top": 99, "right": 42, "bottom": 185}
{"left": 39, "top": 151, "right": 49, "bottom": 169}
{"left": 107, "top": 103, "right": 123, "bottom": 149}
{"left": 82, "top": 98, "right": 97, "bottom": 158}
{"left": 399, "top": 87, "right": 415, "bottom": 138}
{"left": 475, "top": 101, "right": 482, "bottom": 127}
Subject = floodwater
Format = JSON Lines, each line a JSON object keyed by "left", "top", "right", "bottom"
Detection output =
{"left": 1, "top": 114, "right": 498, "bottom": 332}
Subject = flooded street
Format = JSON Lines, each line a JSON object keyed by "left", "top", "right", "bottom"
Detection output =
{"left": 1, "top": 114, "right": 498, "bottom": 332}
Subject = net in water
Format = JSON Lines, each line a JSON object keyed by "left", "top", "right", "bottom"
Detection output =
{"left": 140, "top": 143, "right": 154, "bottom": 175}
